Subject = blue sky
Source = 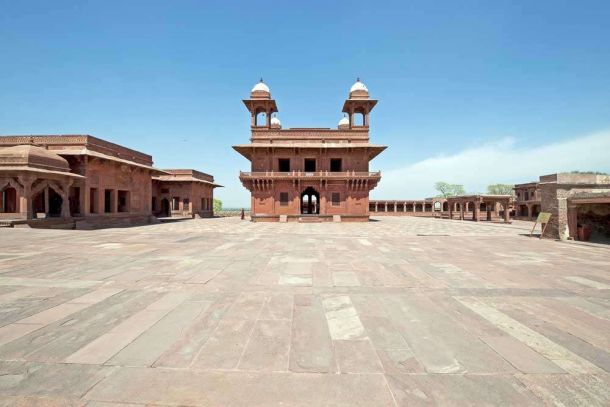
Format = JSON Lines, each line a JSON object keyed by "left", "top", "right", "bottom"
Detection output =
{"left": 1, "top": 0, "right": 609, "bottom": 207}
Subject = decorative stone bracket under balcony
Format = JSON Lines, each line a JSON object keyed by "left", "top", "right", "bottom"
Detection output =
{"left": 238, "top": 170, "right": 382, "bottom": 191}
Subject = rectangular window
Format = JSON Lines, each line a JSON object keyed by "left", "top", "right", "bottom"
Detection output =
{"left": 183, "top": 198, "right": 190, "bottom": 208}
{"left": 104, "top": 189, "right": 113, "bottom": 213}
{"left": 330, "top": 158, "right": 342, "bottom": 172}
{"left": 331, "top": 192, "right": 340, "bottom": 206}
{"left": 172, "top": 197, "right": 180, "bottom": 210}
{"left": 280, "top": 192, "right": 289, "bottom": 206}
{"left": 90, "top": 188, "right": 98, "bottom": 214}
{"left": 304, "top": 158, "right": 316, "bottom": 172}
{"left": 278, "top": 158, "right": 290, "bottom": 172}
{"left": 118, "top": 190, "right": 129, "bottom": 213}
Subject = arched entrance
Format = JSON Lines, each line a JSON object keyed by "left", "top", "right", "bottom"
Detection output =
{"left": 301, "top": 187, "right": 320, "bottom": 215}
{"left": 442, "top": 201, "right": 449, "bottom": 212}
{"left": 48, "top": 188, "right": 63, "bottom": 216}
{"left": 161, "top": 198, "right": 170, "bottom": 217}
{"left": 0, "top": 186, "right": 17, "bottom": 213}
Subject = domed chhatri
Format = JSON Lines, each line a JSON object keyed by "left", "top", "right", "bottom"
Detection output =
{"left": 349, "top": 78, "right": 369, "bottom": 99}
{"left": 338, "top": 115, "right": 349, "bottom": 128}
{"left": 270, "top": 114, "right": 281, "bottom": 128}
{"left": 250, "top": 78, "right": 271, "bottom": 99}
{"left": 0, "top": 144, "right": 71, "bottom": 173}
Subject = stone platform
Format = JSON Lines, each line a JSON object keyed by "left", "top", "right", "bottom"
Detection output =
{"left": 0, "top": 216, "right": 608, "bottom": 406}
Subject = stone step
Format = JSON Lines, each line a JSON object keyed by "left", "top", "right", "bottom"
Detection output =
{"left": 298, "top": 216, "right": 323, "bottom": 223}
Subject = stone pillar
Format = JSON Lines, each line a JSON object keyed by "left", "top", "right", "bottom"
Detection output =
{"left": 81, "top": 183, "right": 89, "bottom": 216}
{"left": 384, "top": 202, "right": 387, "bottom": 212}
{"left": 18, "top": 175, "right": 34, "bottom": 219}
{"left": 412, "top": 203, "right": 415, "bottom": 212}
{"left": 403, "top": 202, "right": 407, "bottom": 212}
{"left": 449, "top": 203, "right": 453, "bottom": 219}
{"left": 375, "top": 202, "right": 378, "bottom": 212}
{"left": 474, "top": 202, "right": 480, "bottom": 221}
{"left": 503, "top": 200, "right": 510, "bottom": 223}
{"left": 393, "top": 202, "right": 397, "bottom": 212}
{"left": 111, "top": 189, "right": 118, "bottom": 213}
{"left": 60, "top": 181, "right": 72, "bottom": 218}
{"left": 567, "top": 204, "right": 578, "bottom": 240}
{"left": 486, "top": 203, "right": 492, "bottom": 221}
{"left": 459, "top": 202, "right": 464, "bottom": 220}
{"left": 44, "top": 186, "right": 49, "bottom": 215}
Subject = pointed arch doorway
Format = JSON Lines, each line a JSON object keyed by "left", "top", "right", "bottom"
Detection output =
{"left": 301, "top": 187, "right": 320, "bottom": 215}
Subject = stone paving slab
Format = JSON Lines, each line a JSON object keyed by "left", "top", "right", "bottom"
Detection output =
{"left": 0, "top": 216, "right": 609, "bottom": 405}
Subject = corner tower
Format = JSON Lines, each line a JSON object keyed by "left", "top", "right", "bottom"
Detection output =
{"left": 242, "top": 79, "right": 278, "bottom": 128}
{"left": 233, "top": 78, "right": 386, "bottom": 222}
{"left": 342, "top": 78, "right": 378, "bottom": 128}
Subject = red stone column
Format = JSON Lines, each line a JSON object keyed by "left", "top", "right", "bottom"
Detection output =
{"left": 567, "top": 205, "right": 578, "bottom": 240}
{"left": 17, "top": 175, "right": 34, "bottom": 219}
{"left": 43, "top": 186, "right": 49, "bottom": 216}
{"left": 503, "top": 200, "right": 510, "bottom": 223}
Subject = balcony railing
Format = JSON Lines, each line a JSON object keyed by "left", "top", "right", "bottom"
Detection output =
{"left": 239, "top": 170, "right": 381, "bottom": 178}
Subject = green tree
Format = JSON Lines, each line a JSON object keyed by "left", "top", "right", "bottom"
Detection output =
{"left": 487, "top": 184, "right": 514, "bottom": 195}
{"left": 434, "top": 182, "right": 465, "bottom": 198}
{"left": 213, "top": 198, "right": 222, "bottom": 213}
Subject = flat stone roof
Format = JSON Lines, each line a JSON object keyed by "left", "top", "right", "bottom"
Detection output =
{"left": 0, "top": 135, "right": 153, "bottom": 167}
{"left": 153, "top": 169, "right": 223, "bottom": 187}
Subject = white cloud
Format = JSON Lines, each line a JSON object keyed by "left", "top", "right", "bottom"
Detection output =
{"left": 373, "top": 130, "right": 610, "bottom": 199}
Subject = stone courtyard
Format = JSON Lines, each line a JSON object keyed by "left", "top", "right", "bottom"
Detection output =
{"left": 0, "top": 216, "right": 608, "bottom": 406}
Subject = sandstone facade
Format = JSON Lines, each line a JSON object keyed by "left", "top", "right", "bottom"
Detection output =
{"left": 233, "top": 79, "right": 386, "bottom": 222}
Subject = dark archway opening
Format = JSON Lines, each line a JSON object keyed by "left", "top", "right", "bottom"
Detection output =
{"left": 161, "top": 198, "right": 170, "bottom": 217}
{"left": 301, "top": 187, "right": 320, "bottom": 215}
{"left": 531, "top": 205, "right": 541, "bottom": 218}
{"left": 0, "top": 187, "right": 17, "bottom": 213}
{"left": 48, "top": 188, "right": 63, "bottom": 217}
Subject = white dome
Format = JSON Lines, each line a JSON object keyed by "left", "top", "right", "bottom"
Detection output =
{"left": 271, "top": 116, "right": 281, "bottom": 126}
{"left": 252, "top": 80, "right": 270, "bottom": 93}
{"left": 350, "top": 79, "right": 368, "bottom": 93}
{"left": 338, "top": 116, "right": 349, "bottom": 126}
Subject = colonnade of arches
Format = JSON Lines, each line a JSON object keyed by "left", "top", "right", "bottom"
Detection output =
{"left": 0, "top": 177, "right": 71, "bottom": 219}
{"left": 369, "top": 201, "right": 443, "bottom": 213}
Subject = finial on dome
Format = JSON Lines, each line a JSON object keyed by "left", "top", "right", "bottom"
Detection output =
{"left": 349, "top": 78, "right": 369, "bottom": 99}
{"left": 251, "top": 79, "right": 271, "bottom": 98}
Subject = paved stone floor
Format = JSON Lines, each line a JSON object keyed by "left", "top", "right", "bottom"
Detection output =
{"left": 0, "top": 216, "right": 609, "bottom": 406}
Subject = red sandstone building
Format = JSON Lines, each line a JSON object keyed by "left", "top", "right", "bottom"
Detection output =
{"left": 0, "top": 135, "right": 220, "bottom": 228}
{"left": 233, "top": 79, "right": 386, "bottom": 222}
{"left": 152, "top": 169, "right": 222, "bottom": 218}
{"left": 514, "top": 182, "right": 541, "bottom": 219}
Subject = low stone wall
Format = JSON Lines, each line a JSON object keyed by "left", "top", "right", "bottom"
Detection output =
{"left": 371, "top": 212, "right": 438, "bottom": 217}
{"left": 216, "top": 210, "right": 251, "bottom": 217}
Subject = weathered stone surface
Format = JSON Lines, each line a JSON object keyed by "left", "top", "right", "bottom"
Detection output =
{"left": 85, "top": 368, "right": 395, "bottom": 406}
{"left": 289, "top": 294, "right": 335, "bottom": 373}
{"left": 0, "top": 216, "right": 608, "bottom": 405}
